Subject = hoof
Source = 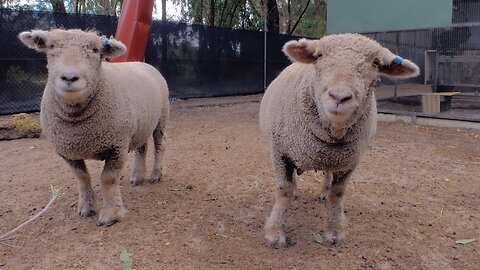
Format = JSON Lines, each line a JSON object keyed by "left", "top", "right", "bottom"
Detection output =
{"left": 319, "top": 192, "right": 328, "bottom": 203}
{"left": 325, "top": 231, "right": 344, "bottom": 246}
{"left": 79, "top": 209, "right": 96, "bottom": 217}
{"left": 149, "top": 175, "right": 163, "bottom": 184}
{"left": 97, "top": 219, "right": 118, "bottom": 227}
{"left": 98, "top": 206, "right": 125, "bottom": 226}
{"left": 265, "top": 224, "right": 294, "bottom": 248}
{"left": 130, "top": 177, "right": 144, "bottom": 186}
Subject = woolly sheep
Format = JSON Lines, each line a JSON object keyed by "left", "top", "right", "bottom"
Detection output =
{"left": 18, "top": 29, "right": 169, "bottom": 226}
{"left": 259, "top": 33, "right": 420, "bottom": 247}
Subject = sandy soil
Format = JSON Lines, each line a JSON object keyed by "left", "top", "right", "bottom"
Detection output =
{"left": 0, "top": 99, "right": 479, "bottom": 269}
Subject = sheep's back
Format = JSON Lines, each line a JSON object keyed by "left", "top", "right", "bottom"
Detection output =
{"left": 102, "top": 62, "right": 169, "bottom": 151}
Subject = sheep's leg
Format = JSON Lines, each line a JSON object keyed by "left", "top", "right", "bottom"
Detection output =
{"left": 324, "top": 170, "right": 352, "bottom": 246}
{"left": 150, "top": 124, "right": 166, "bottom": 183}
{"left": 265, "top": 154, "right": 296, "bottom": 248}
{"left": 66, "top": 159, "right": 96, "bottom": 217}
{"left": 319, "top": 171, "right": 333, "bottom": 203}
{"left": 131, "top": 144, "right": 147, "bottom": 186}
{"left": 98, "top": 157, "right": 126, "bottom": 226}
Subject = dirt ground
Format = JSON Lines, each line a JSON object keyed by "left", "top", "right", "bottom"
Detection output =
{"left": 0, "top": 98, "right": 479, "bottom": 269}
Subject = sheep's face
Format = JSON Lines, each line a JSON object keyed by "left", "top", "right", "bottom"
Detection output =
{"left": 283, "top": 34, "right": 420, "bottom": 125}
{"left": 18, "top": 29, "right": 126, "bottom": 104}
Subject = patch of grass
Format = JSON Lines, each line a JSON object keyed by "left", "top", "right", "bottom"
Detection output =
{"left": 9, "top": 113, "right": 41, "bottom": 132}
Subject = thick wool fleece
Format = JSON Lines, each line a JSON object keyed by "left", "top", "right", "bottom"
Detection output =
{"left": 260, "top": 33, "right": 420, "bottom": 247}
{"left": 260, "top": 35, "right": 380, "bottom": 173}
{"left": 18, "top": 28, "right": 169, "bottom": 226}
{"left": 41, "top": 61, "right": 169, "bottom": 161}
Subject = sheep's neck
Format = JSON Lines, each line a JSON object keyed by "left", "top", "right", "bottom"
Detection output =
{"left": 299, "top": 90, "right": 358, "bottom": 142}
{"left": 51, "top": 80, "right": 101, "bottom": 123}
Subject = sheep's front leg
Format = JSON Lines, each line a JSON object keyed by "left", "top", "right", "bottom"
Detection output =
{"left": 131, "top": 144, "right": 147, "bottom": 186}
{"left": 151, "top": 124, "right": 166, "bottom": 183}
{"left": 319, "top": 172, "right": 333, "bottom": 203}
{"left": 324, "top": 170, "right": 352, "bottom": 246}
{"left": 66, "top": 159, "right": 96, "bottom": 217}
{"left": 265, "top": 153, "right": 296, "bottom": 248}
{"left": 98, "top": 157, "right": 126, "bottom": 226}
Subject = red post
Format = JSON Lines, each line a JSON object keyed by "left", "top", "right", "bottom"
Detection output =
{"left": 110, "top": 0, "right": 154, "bottom": 62}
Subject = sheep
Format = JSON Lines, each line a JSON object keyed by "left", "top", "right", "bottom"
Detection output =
{"left": 259, "top": 33, "right": 420, "bottom": 247}
{"left": 18, "top": 29, "right": 169, "bottom": 226}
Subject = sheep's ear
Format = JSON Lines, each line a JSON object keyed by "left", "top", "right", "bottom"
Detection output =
{"left": 18, "top": 30, "right": 51, "bottom": 52}
{"left": 283, "top": 38, "right": 322, "bottom": 64}
{"left": 101, "top": 37, "right": 127, "bottom": 58}
{"left": 377, "top": 52, "right": 420, "bottom": 79}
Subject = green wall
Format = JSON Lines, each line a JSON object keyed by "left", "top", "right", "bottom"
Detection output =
{"left": 327, "top": 0, "right": 452, "bottom": 33}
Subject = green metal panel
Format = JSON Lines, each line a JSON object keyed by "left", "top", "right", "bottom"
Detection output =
{"left": 327, "top": 0, "right": 452, "bottom": 33}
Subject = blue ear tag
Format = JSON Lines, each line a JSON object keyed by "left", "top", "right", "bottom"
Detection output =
{"left": 104, "top": 38, "right": 110, "bottom": 46}
{"left": 394, "top": 55, "right": 403, "bottom": 65}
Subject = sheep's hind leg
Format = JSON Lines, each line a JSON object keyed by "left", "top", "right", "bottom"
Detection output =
{"left": 319, "top": 171, "right": 333, "bottom": 203}
{"left": 131, "top": 144, "right": 147, "bottom": 186}
{"left": 265, "top": 154, "right": 296, "bottom": 248}
{"left": 66, "top": 159, "right": 96, "bottom": 217}
{"left": 324, "top": 170, "right": 352, "bottom": 246}
{"left": 150, "top": 124, "right": 166, "bottom": 183}
{"left": 98, "top": 157, "right": 127, "bottom": 226}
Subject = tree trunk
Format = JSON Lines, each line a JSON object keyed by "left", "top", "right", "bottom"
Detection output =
{"left": 266, "top": 0, "right": 279, "bottom": 33}
{"left": 50, "top": 0, "right": 66, "bottom": 13}
{"left": 219, "top": 0, "right": 229, "bottom": 27}
{"left": 228, "top": 0, "right": 241, "bottom": 28}
{"left": 74, "top": 0, "right": 79, "bottom": 13}
{"left": 161, "top": 0, "right": 166, "bottom": 20}
{"left": 286, "top": 0, "right": 291, "bottom": 34}
{"left": 101, "top": 0, "right": 110, "bottom": 15}
{"left": 208, "top": 0, "right": 216, "bottom": 26}
{"left": 194, "top": 0, "right": 203, "bottom": 23}
{"left": 314, "top": 0, "right": 327, "bottom": 36}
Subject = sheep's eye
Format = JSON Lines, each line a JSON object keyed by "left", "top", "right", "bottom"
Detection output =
{"left": 316, "top": 53, "right": 323, "bottom": 59}
{"left": 49, "top": 45, "right": 54, "bottom": 49}
{"left": 92, "top": 48, "right": 99, "bottom": 53}
{"left": 373, "top": 58, "right": 380, "bottom": 67}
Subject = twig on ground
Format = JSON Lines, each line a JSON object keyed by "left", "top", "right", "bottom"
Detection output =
{"left": 429, "top": 208, "right": 444, "bottom": 225}
{"left": 0, "top": 186, "right": 61, "bottom": 242}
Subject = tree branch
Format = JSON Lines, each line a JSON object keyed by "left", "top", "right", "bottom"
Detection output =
{"left": 0, "top": 186, "right": 61, "bottom": 242}
{"left": 289, "top": 0, "right": 311, "bottom": 35}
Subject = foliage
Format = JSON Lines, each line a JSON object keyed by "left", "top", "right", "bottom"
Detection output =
{"left": 119, "top": 250, "right": 133, "bottom": 270}
{"left": 0, "top": 0, "right": 327, "bottom": 36}
{"left": 0, "top": 0, "right": 123, "bottom": 16}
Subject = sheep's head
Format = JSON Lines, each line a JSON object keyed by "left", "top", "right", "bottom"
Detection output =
{"left": 283, "top": 33, "right": 420, "bottom": 125}
{"left": 18, "top": 29, "right": 126, "bottom": 104}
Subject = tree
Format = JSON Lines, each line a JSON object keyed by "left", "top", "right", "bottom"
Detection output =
{"left": 50, "top": 0, "right": 66, "bottom": 12}
{"left": 265, "top": 0, "right": 279, "bottom": 33}
{"left": 161, "top": 0, "right": 166, "bottom": 20}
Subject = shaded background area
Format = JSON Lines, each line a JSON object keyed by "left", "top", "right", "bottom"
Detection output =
{"left": 2, "top": 2, "right": 480, "bottom": 116}
{"left": 0, "top": 9, "right": 294, "bottom": 114}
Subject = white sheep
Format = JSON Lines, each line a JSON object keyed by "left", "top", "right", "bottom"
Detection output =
{"left": 260, "top": 33, "right": 420, "bottom": 247}
{"left": 18, "top": 29, "right": 169, "bottom": 226}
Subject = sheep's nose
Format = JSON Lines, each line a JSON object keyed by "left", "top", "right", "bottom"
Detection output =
{"left": 60, "top": 73, "right": 79, "bottom": 83}
{"left": 329, "top": 90, "right": 352, "bottom": 105}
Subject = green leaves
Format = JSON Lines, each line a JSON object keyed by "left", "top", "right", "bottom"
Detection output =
{"left": 120, "top": 250, "right": 133, "bottom": 270}
{"left": 314, "top": 234, "right": 324, "bottom": 244}
{"left": 455, "top": 239, "right": 476, "bottom": 245}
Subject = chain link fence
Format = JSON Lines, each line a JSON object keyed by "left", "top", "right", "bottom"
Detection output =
{"left": 0, "top": 9, "right": 294, "bottom": 114}
{"left": 1, "top": 6, "right": 480, "bottom": 118}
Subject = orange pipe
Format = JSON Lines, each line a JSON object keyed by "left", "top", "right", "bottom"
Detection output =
{"left": 110, "top": 0, "right": 154, "bottom": 62}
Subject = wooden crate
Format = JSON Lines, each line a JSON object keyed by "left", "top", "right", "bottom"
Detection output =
{"left": 422, "top": 92, "right": 461, "bottom": 114}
